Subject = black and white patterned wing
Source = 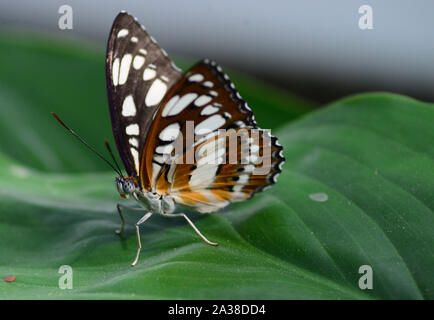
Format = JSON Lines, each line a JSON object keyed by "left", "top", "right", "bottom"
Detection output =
{"left": 105, "top": 12, "right": 183, "bottom": 179}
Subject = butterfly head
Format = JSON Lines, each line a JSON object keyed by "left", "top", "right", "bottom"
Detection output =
{"left": 116, "top": 176, "right": 139, "bottom": 198}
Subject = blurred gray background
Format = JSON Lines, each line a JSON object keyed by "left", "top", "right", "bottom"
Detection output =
{"left": 1, "top": 0, "right": 433, "bottom": 104}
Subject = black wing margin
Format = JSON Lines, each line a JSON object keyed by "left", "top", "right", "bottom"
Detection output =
{"left": 105, "top": 12, "right": 183, "bottom": 180}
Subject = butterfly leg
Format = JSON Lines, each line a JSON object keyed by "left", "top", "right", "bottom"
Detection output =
{"left": 163, "top": 213, "right": 219, "bottom": 247}
{"left": 131, "top": 212, "right": 153, "bottom": 267}
{"left": 115, "top": 203, "right": 147, "bottom": 235}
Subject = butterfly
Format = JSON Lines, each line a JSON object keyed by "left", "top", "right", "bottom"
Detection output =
{"left": 53, "top": 11, "right": 284, "bottom": 266}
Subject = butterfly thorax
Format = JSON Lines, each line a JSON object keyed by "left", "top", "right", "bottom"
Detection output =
{"left": 115, "top": 175, "right": 175, "bottom": 214}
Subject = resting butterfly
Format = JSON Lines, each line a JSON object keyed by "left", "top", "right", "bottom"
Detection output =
{"left": 53, "top": 12, "right": 284, "bottom": 266}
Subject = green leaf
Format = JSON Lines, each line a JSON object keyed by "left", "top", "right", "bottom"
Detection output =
{"left": 0, "top": 34, "right": 433, "bottom": 299}
{"left": 272, "top": 93, "right": 434, "bottom": 299}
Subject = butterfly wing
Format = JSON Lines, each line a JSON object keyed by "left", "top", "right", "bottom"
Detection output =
{"left": 105, "top": 12, "right": 182, "bottom": 180}
{"left": 140, "top": 59, "right": 284, "bottom": 211}
{"left": 164, "top": 128, "right": 284, "bottom": 213}
{"left": 139, "top": 59, "right": 257, "bottom": 190}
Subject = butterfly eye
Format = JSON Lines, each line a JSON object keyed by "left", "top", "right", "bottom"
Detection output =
{"left": 123, "top": 179, "right": 135, "bottom": 193}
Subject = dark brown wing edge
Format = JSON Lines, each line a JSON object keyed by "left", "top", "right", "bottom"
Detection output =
{"left": 105, "top": 12, "right": 137, "bottom": 177}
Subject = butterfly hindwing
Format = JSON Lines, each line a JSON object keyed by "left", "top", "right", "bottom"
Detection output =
{"left": 157, "top": 127, "right": 284, "bottom": 213}
{"left": 106, "top": 12, "right": 183, "bottom": 180}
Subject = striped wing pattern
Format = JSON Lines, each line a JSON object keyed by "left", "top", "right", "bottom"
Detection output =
{"left": 106, "top": 12, "right": 284, "bottom": 213}
{"left": 161, "top": 128, "right": 283, "bottom": 213}
{"left": 106, "top": 12, "right": 182, "bottom": 179}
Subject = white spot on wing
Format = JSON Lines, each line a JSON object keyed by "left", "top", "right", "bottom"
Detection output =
{"left": 131, "top": 36, "right": 138, "bottom": 43}
{"left": 153, "top": 154, "right": 168, "bottom": 164}
{"left": 238, "top": 174, "right": 249, "bottom": 184}
{"left": 156, "top": 144, "right": 174, "bottom": 154}
{"left": 145, "top": 79, "right": 167, "bottom": 106}
{"left": 159, "top": 122, "right": 180, "bottom": 141}
{"left": 117, "top": 29, "right": 129, "bottom": 38}
{"left": 203, "top": 81, "right": 213, "bottom": 88}
{"left": 195, "top": 115, "right": 226, "bottom": 135}
{"left": 112, "top": 58, "right": 120, "bottom": 86}
{"left": 163, "top": 93, "right": 198, "bottom": 117}
{"left": 121, "top": 95, "right": 136, "bottom": 116}
{"left": 130, "top": 148, "right": 139, "bottom": 171}
{"left": 201, "top": 105, "right": 219, "bottom": 116}
{"left": 133, "top": 55, "right": 145, "bottom": 70}
{"left": 194, "top": 95, "right": 212, "bottom": 107}
{"left": 161, "top": 95, "right": 180, "bottom": 117}
{"left": 143, "top": 68, "right": 156, "bottom": 81}
{"left": 188, "top": 73, "right": 204, "bottom": 82}
{"left": 129, "top": 138, "right": 139, "bottom": 148}
{"left": 126, "top": 124, "right": 139, "bottom": 135}
{"left": 119, "top": 54, "right": 132, "bottom": 85}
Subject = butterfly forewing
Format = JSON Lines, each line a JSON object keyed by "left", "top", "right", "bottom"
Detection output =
{"left": 106, "top": 12, "right": 183, "bottom": 179}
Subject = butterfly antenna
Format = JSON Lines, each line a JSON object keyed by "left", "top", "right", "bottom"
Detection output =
{"left": 51, "top": 112, "right": 123, "bottom": 176}
{"left": 104, "top": 140, "right": 123, "bottom": 177}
